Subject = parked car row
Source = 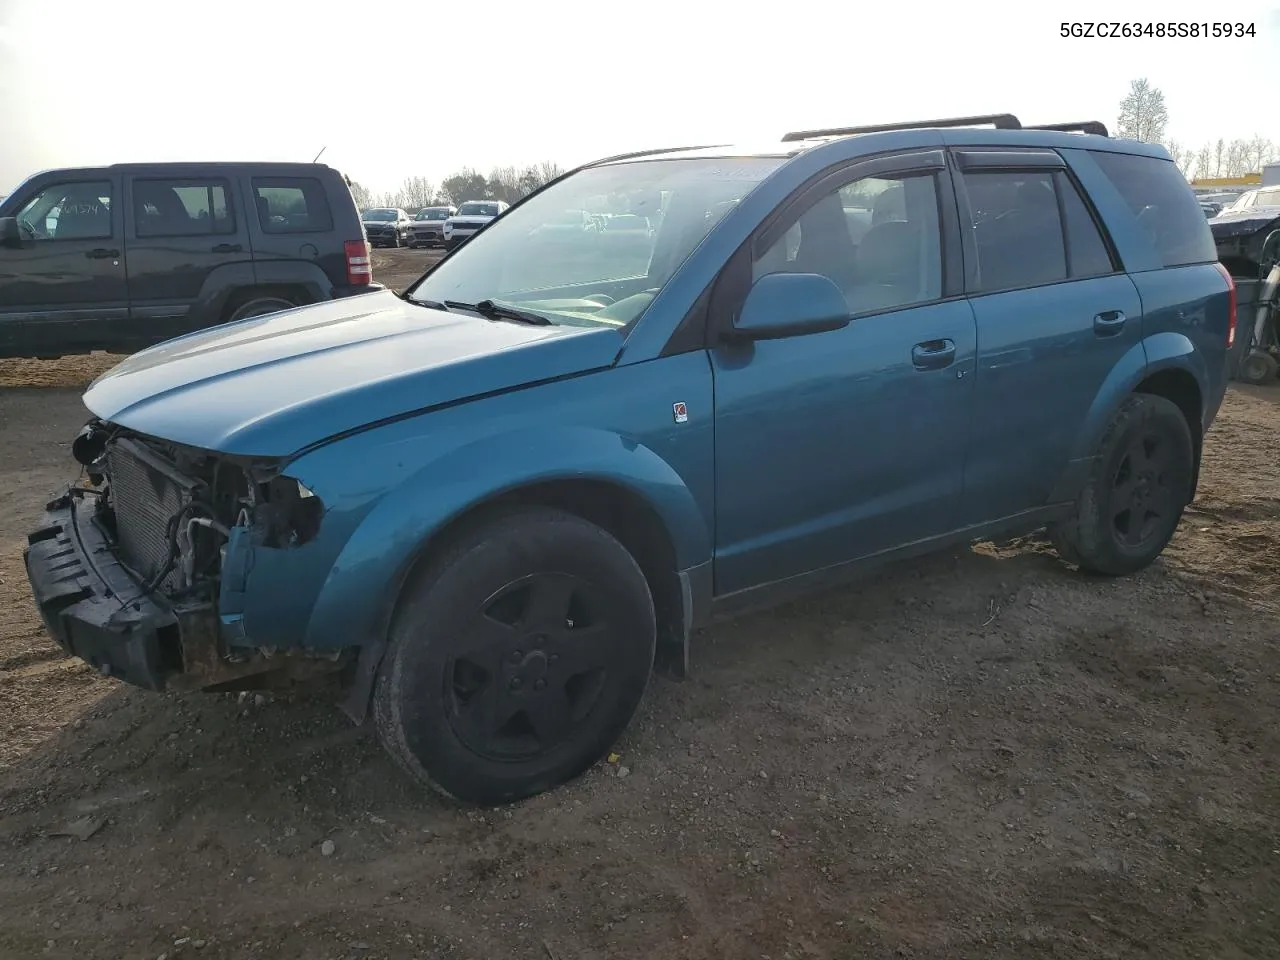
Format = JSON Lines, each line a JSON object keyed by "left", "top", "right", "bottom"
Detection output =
{"left": 360, "top": 200, "right": 511, "bottom": 250}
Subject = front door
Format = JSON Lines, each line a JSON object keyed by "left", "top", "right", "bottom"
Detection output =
{"left": 0, "top": 177, "right": 128, "bottom": 358}
{"left": 709, "top": 151, "right": 977, "bottom": 596}
{"left": 124, "top": 175, "right": 252, "bottom": 346}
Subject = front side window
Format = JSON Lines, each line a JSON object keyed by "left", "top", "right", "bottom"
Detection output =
{"left": 133, "top": 179, "right": 234, "bottom": 238}
{"left": 409, "top": 156, "right": 785, "bottom": 328}
{"left": 16, "top": 181, "right": 113, "bottom": 241}
{"left": 752, "top": 172, "right": 943, "bottom": 316}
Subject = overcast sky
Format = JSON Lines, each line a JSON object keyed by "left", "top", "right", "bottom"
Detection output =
{"left": 2, "top": 0, "right": 1278, "bottom": 197}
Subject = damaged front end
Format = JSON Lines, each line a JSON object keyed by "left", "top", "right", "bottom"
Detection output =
{"left": 24, "top": 421, "right": 350, "bottom": 693}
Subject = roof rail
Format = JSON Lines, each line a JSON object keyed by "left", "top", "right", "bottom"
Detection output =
{"left": 1024, "top": 120, "right": 1109, "bottom": 137}
{"left": 586, "top": 144, "right": 730, "bottom": 166}
{"left": 781, "top": 114, "right": 1022, "bottom": 143}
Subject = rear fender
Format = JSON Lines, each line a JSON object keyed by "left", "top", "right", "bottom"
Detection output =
{"left": 1048, "top": 332, "right": 1206, "bottom": 502}
{"left": 189, "top": 261, "right": 332, "bottom": 328}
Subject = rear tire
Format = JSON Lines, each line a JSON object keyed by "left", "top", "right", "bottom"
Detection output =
{"left": 373, "top": 507, "right": 656, "bottom": 805}
{"left": 1048, "top": 393, "right": 1195, "bottom": 577}
{"left": 226, "top": 296, "right": 296, "bottom": 323}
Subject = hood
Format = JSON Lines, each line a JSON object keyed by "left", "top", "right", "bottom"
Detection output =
{"left": 83, "top": 290, "right": 621, "bottom": 458}
{"left": 1209, "top": 207, "right": 1280, "bottom": 238}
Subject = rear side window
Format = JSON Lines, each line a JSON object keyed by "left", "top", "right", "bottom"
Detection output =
{"left": 134, "top": 179, "right": 234, "bottom": 238}
{"left": 1088, "top": 151, "right": 1217, "bottom": 267}
{"left": 1056, "top": 172, "right": 1117, "bottom": 278}
{"left": 962, "top": 170, "right": 1066, "bottom": 292}
{"left": 251, "top": 177, "right": 334, "bottom": 234}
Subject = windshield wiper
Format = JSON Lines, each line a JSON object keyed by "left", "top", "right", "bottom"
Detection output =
{"left": 452, "top": 299, "right": 552, "bottom": 326}
{"left": 407, "top": 297, "right": 552, "bottom": 326}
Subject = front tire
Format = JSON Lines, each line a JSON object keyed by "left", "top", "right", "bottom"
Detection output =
{"left": 1048, "top": 393, "right": 1195, "bottom": 576}
{"left": 373, "top": 507, "right": 656, "bottom": 805}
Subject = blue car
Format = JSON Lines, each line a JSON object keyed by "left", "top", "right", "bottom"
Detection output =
{"left": 25, "top": 113, "right": 1234, "bottom": 805}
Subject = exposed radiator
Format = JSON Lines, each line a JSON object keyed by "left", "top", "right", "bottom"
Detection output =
{"left": 105, "top": 437, "right": 200, "bottom": 590}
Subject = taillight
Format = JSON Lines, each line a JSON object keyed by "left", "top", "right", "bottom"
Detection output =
{"left": 1214, "top": 261, "right": 1237, "bottom": 347}
{"left": 345, "top": 239, "right": 372, "bottom": 286}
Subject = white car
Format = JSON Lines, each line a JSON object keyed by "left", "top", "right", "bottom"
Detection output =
{"left": 443, "top": 200, "right": 508, "bottom": 250}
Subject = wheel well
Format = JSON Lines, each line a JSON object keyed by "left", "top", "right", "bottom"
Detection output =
{"left": 1134, "top": 367, "right": 1203, "bottom": 495}
{"left": 220, "top": 285, "right": 311, "bottom": 321}
{"left": 406, "top": 480, "right": 683, "bottom": 649}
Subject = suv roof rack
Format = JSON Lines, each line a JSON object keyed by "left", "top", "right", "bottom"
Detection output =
{"left": 781, "top": 114, "right": 1112, "bottom": 143}
{"left": 587, "top": 144, "right": 730, "bottom": 166}
{"left": 1023, "top": 120, "right": 1109, "bottom": 137}
{"left": 781, "top": 114, "right": 1022, "bottom": 142}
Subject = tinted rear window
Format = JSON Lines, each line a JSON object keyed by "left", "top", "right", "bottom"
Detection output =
{"left": 1088, "top": 151, "right": 1216, "bottom": 268}
{"left": 251, "top": 177, "right": 334, "bottom": 234}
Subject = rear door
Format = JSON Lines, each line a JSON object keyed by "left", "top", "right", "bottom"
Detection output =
{"left": 0, "top": 176, "right": 127, "bottom": 357}
{"left": 124, "top": 174, "right": 251, "bottom": 344}
{"left": 951, "top": 148, "right": 1143, "bottom": 523}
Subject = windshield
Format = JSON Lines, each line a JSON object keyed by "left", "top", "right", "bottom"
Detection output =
{"left": 416, "top": 208, "right": 450, "bottom": 220}
{"left": 457, "top": 202, "right": 500, "bottom": 217}
{"left": 363, "top": 208, "right": 397, "bottom": 221}
{"left": 408, "top": 156, "right": 785, "bottom": 328}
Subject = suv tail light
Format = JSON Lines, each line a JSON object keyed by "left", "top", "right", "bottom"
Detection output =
{"left": 345, "top": 240, "right": 372, "bottom": 286}
{"left": 1214, "top": 261, "right": 1237, "bottom": 347}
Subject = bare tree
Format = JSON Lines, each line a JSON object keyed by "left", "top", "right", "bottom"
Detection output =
{"left": 440, "top": 168, "right": 490, "bottom": 205}
{"left": 348, "top": 180, "right": 375, "bottom": 210}
{"left": 1116, "top": 78, "right": 1168, "bottom": 143}
{"left": 389, "top": 176, "right": 436, "bottom": 210}
{"left": 486, "top": 166, "right": 524, "bottom": 204}
{"left": 1163, "top": 140, "right": 1195, "bottom": 176}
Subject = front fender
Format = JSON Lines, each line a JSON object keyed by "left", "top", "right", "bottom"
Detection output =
{"left": 300, "top": 423, "right": 711, "bottom": 654}
{"left": 280, "top": 352, "right": 714, "bottom": 655}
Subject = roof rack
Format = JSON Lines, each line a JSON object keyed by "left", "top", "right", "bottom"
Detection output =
{"left": 782, "top": 114, "right": 1022, "bottom": 142}
{"left": 586, "top": 144, "right": 730, "bottom": 166}
{"left": 1024, "top": 121, "right": 1109, "bottom": 137}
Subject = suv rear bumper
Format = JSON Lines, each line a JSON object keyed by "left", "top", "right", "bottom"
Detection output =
{"left": 24, "top": 491, "right": 181, "bottom": 691}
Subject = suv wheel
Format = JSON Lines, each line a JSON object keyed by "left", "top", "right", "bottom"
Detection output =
{"left": 1048, "top": 393, "right": 1194, "bottom": 577}
{"left": 373, "top": 507, "right": 657, "bottom": 805}
{"left": 227, "top": 296, "right": 296, "bottom": 323}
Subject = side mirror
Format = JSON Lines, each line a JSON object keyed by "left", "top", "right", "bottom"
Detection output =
{"left": 0, "top": 217, "right": 30, "bottom": 250}
{"left": 730, "top": 272, "right": 850, "bottom": 342}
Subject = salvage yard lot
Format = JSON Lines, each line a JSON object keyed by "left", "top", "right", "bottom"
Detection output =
{"left": 0, "top": 247, "right": 1278, "bottom": 959}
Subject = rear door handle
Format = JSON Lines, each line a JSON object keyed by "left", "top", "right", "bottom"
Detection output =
{"left": 912, "top": 338, "right": 956, "bottom": 371}
{"left": 1093, "top": 309, "right": 1126, "bottom": 336}
{"left": 212, "top": 243, "right": 242, "bottom": 254}
{"left": 85, "top": 248, "right": 119, "bottom": 260}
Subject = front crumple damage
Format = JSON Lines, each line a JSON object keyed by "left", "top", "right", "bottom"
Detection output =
{"left": 71, "top": 419, "right": 358, "bottom": 691}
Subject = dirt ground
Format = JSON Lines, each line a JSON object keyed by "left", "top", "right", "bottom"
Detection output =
{"left": 0, "top": 250, "right": 1277, "bottom": 959}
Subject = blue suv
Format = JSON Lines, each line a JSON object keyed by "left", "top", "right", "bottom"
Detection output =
{"left": 25, "top": 114, "right": 1234, "bottom": 805}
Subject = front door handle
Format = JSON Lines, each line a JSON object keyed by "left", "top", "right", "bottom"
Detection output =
{"left": 85, "top": 248, "right": 119, "bottom": 260}
{"left": 912, "top": 338, "right": 956, "bottom": 371}
{"left": 212, "top": 243, "right": 242, "bottom": 254}
{"left": 1093, "top": 309, "right": 1126, "bottom": 336}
